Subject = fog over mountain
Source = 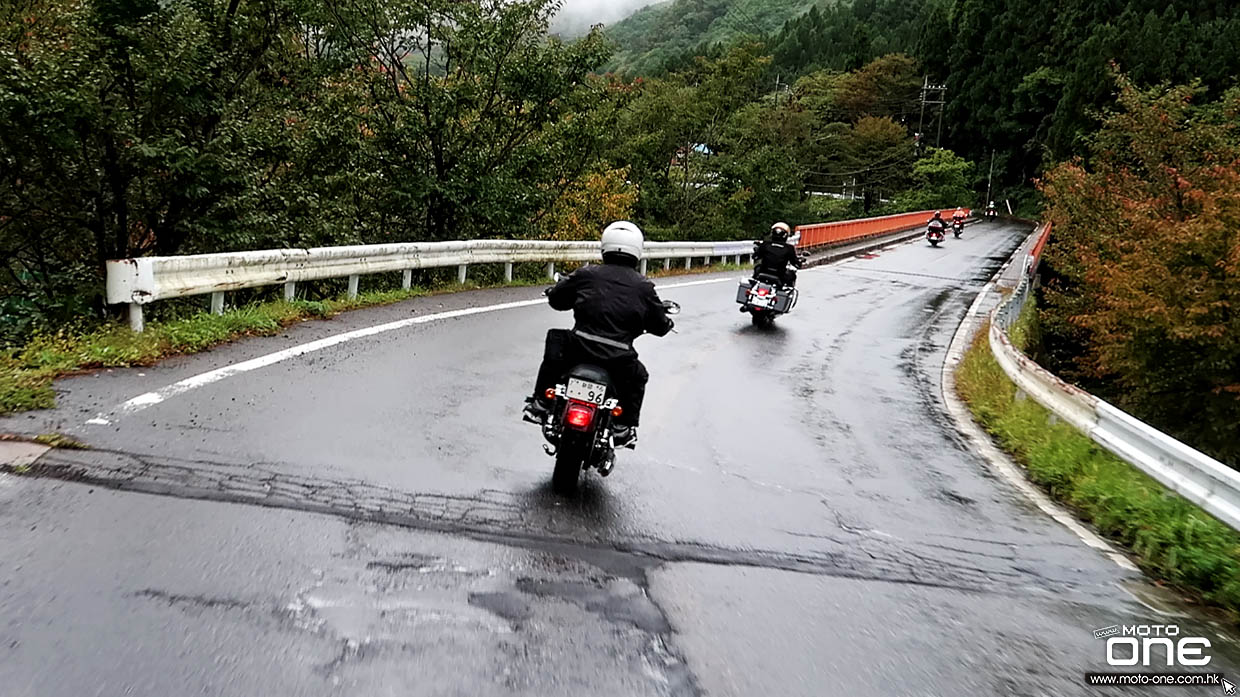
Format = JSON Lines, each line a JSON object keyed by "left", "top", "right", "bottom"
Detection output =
{"left": 551, "top": 0, "right": 661, "bottom": 37}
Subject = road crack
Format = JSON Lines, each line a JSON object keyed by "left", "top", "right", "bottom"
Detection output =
{"left": 6, "top": 447, "right": 1076, "bottom": 598}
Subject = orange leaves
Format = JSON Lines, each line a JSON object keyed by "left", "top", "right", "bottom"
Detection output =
{"left": 541, "top": 168, "right": 637, "bottom": 242}
{"left": 1039, "top": 77, "right": 1240, "bottom": 463}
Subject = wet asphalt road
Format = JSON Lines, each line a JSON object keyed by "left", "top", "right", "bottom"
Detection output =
{"left": 2, "top": 220, "right": 1238, "bottom": 696}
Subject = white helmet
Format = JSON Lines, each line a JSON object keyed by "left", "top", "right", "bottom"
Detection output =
{"left": 601, "top": 221, "right": 644, "bottom": 260}
{"left": 770, "top": 222, "right": 792, "bottom": 239}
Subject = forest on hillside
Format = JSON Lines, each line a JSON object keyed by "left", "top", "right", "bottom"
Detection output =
{"left": 605, "top": 0, "right": 1240, "bottom": 465}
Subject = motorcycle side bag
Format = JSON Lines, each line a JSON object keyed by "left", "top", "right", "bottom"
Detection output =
{"left": 735, "top": 279, "right": 753, "bottom": 304}
{"left": 773, "top": 289, "right": 795, "bottom": 313}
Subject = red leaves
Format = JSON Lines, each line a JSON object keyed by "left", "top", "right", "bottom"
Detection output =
{"left": 1039, "top": 77, "right": 1240, "bottom": 463}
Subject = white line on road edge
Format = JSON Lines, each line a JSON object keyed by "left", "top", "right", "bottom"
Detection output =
{"left": 85, "top": 275, "right": 739, "bottom": 426}
{"left": 939, "top": 256, "right": 1138, "bottom": 573}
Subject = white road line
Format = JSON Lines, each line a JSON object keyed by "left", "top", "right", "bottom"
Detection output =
{"left": 85, "top": 275, "right": 739, "bottom": 425}
{"left": 939, "top": 249, "right": 1139, "bottom": 573}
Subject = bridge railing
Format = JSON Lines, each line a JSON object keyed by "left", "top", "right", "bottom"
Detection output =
{"left": 795, "top": 209, "right": 968, "bottom": 249}
{"left": 988, "top": 223, "right": 1240, "bottom": 531}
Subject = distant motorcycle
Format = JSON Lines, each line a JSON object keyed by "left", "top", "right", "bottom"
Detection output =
{"left": 952, "top": 219, "right": 965, "bottom": 238}
{"left": 737, "top": 254, "right": 804, "bottom": 328}
{"left": 927, "top": 226, "right": 945, "bottom": 247}
{"left": 535, "top": 296, "right": 681, "bottom": 494}
{"left": 984, "top": 207, "right": 999, "bottom": 221}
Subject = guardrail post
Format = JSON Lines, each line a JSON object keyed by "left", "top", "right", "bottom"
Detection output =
{"left": 347, "top": 274, "right": 359, "bottom": 300}
{"left": 684, "top": 257, "right": 692, "bottom": 270}
{"left": 457, "top": 264, "right": 468, "bottom": 284}
{"left": 734, "top": 254, "right": 741, "bottom": 266}
{"left": 128, "top": 303, "right": 144, "bottom": 333}
{"left": 284, "top": 281, "right": 295, "bottom": 301}
{"left": 401, "top": 269, "right": 412, "bottom": 290}
{"left": 546, "top": 262, "right": 555, "bottom": 279}
{"left": 210, "top": 291, "right": 225, "bottom": 315}
{"left": 503, "top": 262, "right": 513, "bottom": 283}
{"left": 640, "top": 258, "right": 648, "bottom": 276}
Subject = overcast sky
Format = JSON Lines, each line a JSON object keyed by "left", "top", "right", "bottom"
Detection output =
{"left": 551, "top": 0, "right": 659, "bottom": 36}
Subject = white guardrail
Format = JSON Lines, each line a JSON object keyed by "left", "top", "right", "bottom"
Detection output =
{"left": 106, "top": 239, "right": 758, "bottom": 331}
{"left": 989, "top": 226, "right": 1240, "bottom": 531}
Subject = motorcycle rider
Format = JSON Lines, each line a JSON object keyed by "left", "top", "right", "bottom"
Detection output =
{"left": 522, "top": 221, "right": 674, "bottom": 449}
{"left": 952, "top": 207, "right": 967, "bottom": 226}
{"left": 752, "top": 222, "right": 802, "bottom": 291}
{"left": 927, "top": 210, "right": 949, "bottom": 236}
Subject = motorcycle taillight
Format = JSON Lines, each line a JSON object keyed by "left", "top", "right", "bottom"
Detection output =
{"left": 565, "top": 402, "right": 595, "bottom": 430}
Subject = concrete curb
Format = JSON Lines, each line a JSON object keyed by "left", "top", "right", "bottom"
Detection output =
{"left": 0, "top": 439, "right": 50, "bottom": 468}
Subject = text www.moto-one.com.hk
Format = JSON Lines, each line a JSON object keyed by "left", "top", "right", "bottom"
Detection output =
{"left": 1085, "top": 672, "right": 1228, "bottom": 688}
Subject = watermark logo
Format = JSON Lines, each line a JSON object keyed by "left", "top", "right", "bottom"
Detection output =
{"left": 1093, "top": 625, "right": 1120, "bottom": 640}
{"left": 1093, "top": 624, "right": 1212, "bottom": 667}
{"left": 1086, "top": 623, "right": 1232, "bottom": 691}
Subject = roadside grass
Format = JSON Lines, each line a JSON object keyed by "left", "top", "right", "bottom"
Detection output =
{"left": 0, "top": 261, "right": 744, "bottom": 417}
{"left": 956, "top": 310, "right": 1240, "bottom": 617}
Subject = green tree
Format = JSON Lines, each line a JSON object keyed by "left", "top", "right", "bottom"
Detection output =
{"left": 894, "top": 147, "right": 974, "bottom": 210}
{"left": 319, "top": 0, "right": 618, "bottom": 241}
{"left": 1, "top": 0, "right": 310, "bottom": 331}
{"left": 842, "top": 116, "right": 913, "bottom": 212}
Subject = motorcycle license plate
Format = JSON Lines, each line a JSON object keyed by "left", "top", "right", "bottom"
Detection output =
{"left": 566, "top": 378, "right": 607, "bottom": 405}
{"left": 749, "top": 290, "right": 775, "bottom": 307}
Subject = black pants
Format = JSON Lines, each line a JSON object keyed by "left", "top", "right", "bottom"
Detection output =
{"left": 532, "top": 329, "right": 649, "bottom": 427}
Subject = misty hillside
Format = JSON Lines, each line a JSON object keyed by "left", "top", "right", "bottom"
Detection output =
{"left": 602, "top": 0, "right": 817, "bottom": 75}
{"left": 550, "top": 0, "right": 654, "bottom": 38}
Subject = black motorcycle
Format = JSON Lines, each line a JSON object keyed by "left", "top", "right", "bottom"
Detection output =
{"left": 536, "top": 297, "right": 680, "bottom": 494}
{"left": 927, "top": 226, "right": 945, "bottom": 247}
{"left": 952, "top": 219, "right": 965, "bottom": 238}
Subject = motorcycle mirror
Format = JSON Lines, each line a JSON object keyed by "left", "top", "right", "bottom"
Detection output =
{"left": 553, "top": 272, "right": 565, "bottom": 283}
{"left": 663, "top": 300, "right": 682, "bottom": 316}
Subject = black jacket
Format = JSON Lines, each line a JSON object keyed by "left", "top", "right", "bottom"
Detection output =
{"left": 754, "top": 239, "right": 801, "bottom": 279}
{"left": 927, "top": 217, "right": 947, "bottom": 231}
{"left": 547, "top": 262, "right": 673, "bottom": 361}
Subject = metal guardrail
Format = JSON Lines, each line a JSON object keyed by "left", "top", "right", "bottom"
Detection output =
{"left": 106, "top": 239, "right": 755, "bottom": 331}
{"left": 106, "top": 210, "right": 965, "bottom": 332}
{"left": 988, "top": 224, "right": 1240, "bottom": 531}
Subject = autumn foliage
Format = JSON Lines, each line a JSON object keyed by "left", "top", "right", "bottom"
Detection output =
{"left": 1039, "top": 75, "right": 1240, "bottom": 465}
{"left": 541, "top": 169, "right": 637, "bottom": 242}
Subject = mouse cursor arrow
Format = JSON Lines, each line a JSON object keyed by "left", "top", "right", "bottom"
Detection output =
{"left": 1223, "top": 676, "right": 1235, "bottom": 695}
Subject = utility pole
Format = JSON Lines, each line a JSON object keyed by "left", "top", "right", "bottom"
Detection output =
{"left": 985, "top": 150, "right": 996, "bottom": 204}
{"left": 919, "top": 77, "right": 948, "bottom": 149}
{"left": 917, "top": 75, "right": 927, "bottom": 155}
{"left": 773, "top": 75, "right": 791, "bottom": 105}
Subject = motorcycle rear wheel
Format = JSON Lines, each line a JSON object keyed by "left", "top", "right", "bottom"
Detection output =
{"left": 751, "top": 311, "right": 775, "bottom": 328}
{"left": 552, "top": 436, "right": 585, "bottom": 495}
